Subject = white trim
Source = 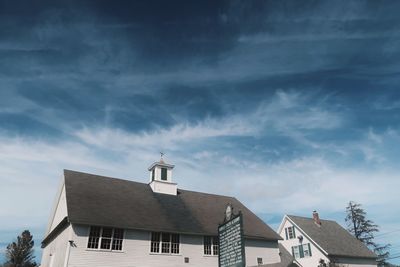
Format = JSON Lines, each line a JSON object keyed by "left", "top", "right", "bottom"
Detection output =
{"left": 202, "top": 236, "right": 219, "bottom": 256}
{"left": 148, "top": 162, "right": 175, "bottom": 171}
{"left": 85, "top": 226, "right": 125, "bottom": 252}
{"left": 45, "top": 175, "right": 65, "bottom": 235}
{"left": 148, "top": 180, "right": 177, "bottom": 186}
{"left": 277, "top": 214, "right": 289, "bottom": 234}
{"left": 149, "top": 232, "right": 181, "bottom": 255}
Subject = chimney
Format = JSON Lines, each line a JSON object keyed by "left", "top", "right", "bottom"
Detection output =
{"left": 313, "top": 210, "right": 321, "bottom": 226}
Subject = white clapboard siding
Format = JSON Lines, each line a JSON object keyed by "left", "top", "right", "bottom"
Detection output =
{"left": 63, "top": 224, "right": 280, "bottom": 267}
{"left": 47, "top": 182, "right": 68, "bottom": 234}
{"left": 41, "top": 225, "right": 71, "bottom": 267}
{"left": 245, "top": 239, "right": 280, "bottom": 266}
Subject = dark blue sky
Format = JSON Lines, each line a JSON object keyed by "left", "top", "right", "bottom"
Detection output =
{"left": 1, "top": 0, "right": 400, "bottom": 264}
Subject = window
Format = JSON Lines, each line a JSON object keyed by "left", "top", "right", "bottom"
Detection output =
{"left": 302, "top": 243, "right": 312, "bottom": 257}
{"left": 87, "top": 226, "right": 101, "bottom": 249}
{"left": 151, "top": 232, "right": 179, "bottom": 254}
{"left": 162, "top": 233, "right": 170, "bottom": 253}
{"left": 151, "top": 232, "right": 160, "bottom": 253}
{"left": 257, "top": 257, "right": 263, "bottom": 265}
{"left": 152, "top": 169, "right": 155, "bottom": 181}
{"left": 112, "top": 228, "right": 124, "bottom": 250}
{"left": 292, "top": 243, "right": 312, "bottom": 259}
{"left": 204, "top": 236, "right": 218, "bottom": 255}
{"left": 87, "top": 226, "right": 124, "bottom": 251}
{"left": 100, "top": 227, "right": 112, "bottom": 249}
{"left": 171, "top": 234, "right": 180, "bottom": 254}
{"left": 292, "top": 245, "right": 301, "bottom": 259}
{"left": 161, "top": 168, "right": 168, "bottom": 180}
{"left": 285, "top": 226, "right": 296, "bottom": 239}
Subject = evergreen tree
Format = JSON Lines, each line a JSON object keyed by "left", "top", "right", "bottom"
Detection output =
{"left": 5, "top": 230, "right": 37, "bottom": 267}
{"left": 345, "top": 201, "right": 391, "bottom": 266}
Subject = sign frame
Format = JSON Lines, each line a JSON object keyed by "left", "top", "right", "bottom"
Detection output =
{"left": 218, "top": 208, "right": 246, "bottom": 267}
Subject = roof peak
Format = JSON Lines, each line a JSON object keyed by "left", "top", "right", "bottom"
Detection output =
{"left": 286, "top": 214, "right": 336, "bottom": 223}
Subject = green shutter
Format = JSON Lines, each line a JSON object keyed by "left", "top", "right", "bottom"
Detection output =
{"left": 292, "top": 226, "right": 296, "bottom": 238}
{"left": 285, "top": 228, "right": 288, "bottom": 240}
{"left": 299, "top": 245, "right": 304, "bottom": 258}
{"left": 291, "top": 246, "right": 295, "bottom": 257}
{"left": 308, "top": 243, "right": 312, "bottom": 257}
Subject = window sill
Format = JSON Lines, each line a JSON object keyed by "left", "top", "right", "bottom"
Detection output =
{"left": 149, "top": 252, "right": 182, "bottom": 256}
{"left": 86, "top": 249, "right": 124, "bottom": 253}
{"left": 203, "top": 254, "right": 218, "bottom": 257}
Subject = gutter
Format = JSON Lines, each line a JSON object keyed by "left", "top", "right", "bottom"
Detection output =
{"left": 41, "top": 216, "right": 70, "bottom": 248}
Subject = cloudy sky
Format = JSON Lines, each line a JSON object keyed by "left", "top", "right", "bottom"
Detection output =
{"left": 1, "top": 0, "right": 400, "bottom": 264}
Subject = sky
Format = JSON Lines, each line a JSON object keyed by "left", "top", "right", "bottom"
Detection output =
{"left": 1, "top": 0, "right": 400, "bottom": 264}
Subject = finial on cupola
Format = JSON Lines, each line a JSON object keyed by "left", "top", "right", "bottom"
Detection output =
{"left": 148, "top": 153, "right": 177, "bottom": 195}
{"left": 160, "top": 152, "right": 165, "bottom": 164}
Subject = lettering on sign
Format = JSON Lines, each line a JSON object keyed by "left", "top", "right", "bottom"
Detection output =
{"left": 218, "top": 211, "right": 245, "bottom": 267}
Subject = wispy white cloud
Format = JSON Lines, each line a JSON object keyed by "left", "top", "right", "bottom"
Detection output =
{"left": 1, "top": 94, "right": 399, "bottom": 261}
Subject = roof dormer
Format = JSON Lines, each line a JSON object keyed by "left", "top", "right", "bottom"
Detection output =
{"left": 148, "top": 156, "right": 177, "bottom": 195}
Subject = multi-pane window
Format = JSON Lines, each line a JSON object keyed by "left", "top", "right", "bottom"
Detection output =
{"left": 302, "top": 243, "right": 312, "bottom": 257}
{"left": 100, "top": 227, "right": 112, "bottom": 249}
{"left": 87, "top": 226, "right": 101, "bottom": 249}
{"left": 161, "top": 168, "right": 168, "bottom": 180}
{"left": 162, "top": 233, "right": 170, "bottom": 253}
{"left": 292, "top": 245, "right": 300, "bottom": 259}
{"left": 291, "top": 243, "right": 312, "bottom": 259}
{"left": 112, "top": 228, "right": 124, "bottom": 250}
{"left": 204, "top": 236, "right": 218, "bottom": 255}
{"left": 151, "top": 232, "right": 180, "bottom": 254}
{"left": 171, "top": 234, "right": 180, "bottom": 254}
{"left": 87, "top": 226, "right": 124, "bottom": 251}
{"left": 257, "top": 257, "right": 263, "bottom": 265}
{"left": 285, "top": 226, "right": 296, "bottom": 239}
{"left": 150, "top": 232, "right": 161, "bottom": 253}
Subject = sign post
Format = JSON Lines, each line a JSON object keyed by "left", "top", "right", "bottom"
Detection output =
{"left": 218, "top": 204, "right": 246, "bottom": 267}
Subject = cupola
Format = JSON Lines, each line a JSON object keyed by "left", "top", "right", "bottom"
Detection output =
{"left": 148, "top": 155, "right": 177, "bottom": 195}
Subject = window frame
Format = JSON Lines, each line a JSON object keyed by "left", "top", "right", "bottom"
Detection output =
{"left": 86, "top": 226, "right": 124, "bottom": 252}
{"left": 292, "top": 245, "right": 301, "bottom": 259}
{"left": 150, "top": 232, "right": 180, "bottom": 255}
{"left": 286, "top": 226, "right": 296, "bottom": 239}
{"left": 161, "top": 167, "right": 168, "bottom": 181}
{"left": 203, "top": 236, "right": 219, "bottom": 256}
{"left": 302, "top": 243, "right": 312, "bottom": 257}
{"left": 292, "top": 243, "right": 312, "bottom": 259}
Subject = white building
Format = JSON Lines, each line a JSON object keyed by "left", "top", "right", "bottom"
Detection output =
{"left": 41, "top": 159, "right": 283, "bottom": 267}
{"left": 277, "top": 212, "right": 377, "bottom": 267}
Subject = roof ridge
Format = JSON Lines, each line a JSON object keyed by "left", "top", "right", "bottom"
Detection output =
{"left": 179, "top": 188, "right": 236, "bottom": 199}
{"left": 287, "top": 214, "right": 337, "bottom": 223}
{"left": 64, "top": 169, "right": 238, "bottom": 199}
{"left": 64, "top": 169, "right": 147, "bottom": 185}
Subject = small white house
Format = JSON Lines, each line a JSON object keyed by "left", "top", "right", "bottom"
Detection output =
{"left": 41, "top": 159, "right": 283, "bottom": 267}
{"left": 277, "top": 212, "right": 377, "bottom": 267}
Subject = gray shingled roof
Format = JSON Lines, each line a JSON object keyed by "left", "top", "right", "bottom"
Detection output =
{"left": 287, "top": 215, "right": 376, "bottom": 259}
{"left": 63, "top": 170, "right": 281, "bottom": 241}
